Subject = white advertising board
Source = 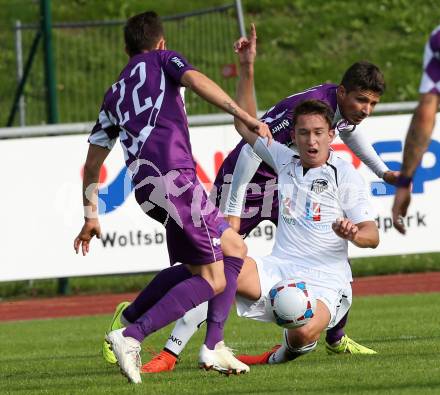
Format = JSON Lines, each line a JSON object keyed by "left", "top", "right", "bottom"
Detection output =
{"left": 0, "top": 113, "right": 439, "bottom": 281}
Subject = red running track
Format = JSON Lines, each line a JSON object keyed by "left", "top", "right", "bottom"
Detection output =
{"left": 1, "top": 272, "right": 440, "bottom": 322}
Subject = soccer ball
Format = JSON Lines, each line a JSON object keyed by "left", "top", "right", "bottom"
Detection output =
{"left": 269, "top": 279, "right": 316, "bottom": 329}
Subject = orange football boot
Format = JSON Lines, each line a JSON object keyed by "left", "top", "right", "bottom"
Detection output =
{"left": 141, "top": 349, "right": 177, "bottom": 373}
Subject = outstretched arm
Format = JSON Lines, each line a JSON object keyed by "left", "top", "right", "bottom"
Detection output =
{"left": 232, "top": 25, "right": 270, "bottom": 147}
{"left": 180, "top": 69, "right": 271, "bottom": 142}
{"left": 234, "top": 23, "right": 257, "bottom": 118}
{"left": 338, "top": 128, "right": 399, "bottom": 185}
{"left": 223, "top": 24, "right": 263, "bottom": 227}
{"left": 223, "top": 144, "right": 263, "bottom": 221}
{"left": 392, "top": 92, "right": 439, "bottom": 234}
{"left": 74, "top": 144, "right": 110, "bottom": 256}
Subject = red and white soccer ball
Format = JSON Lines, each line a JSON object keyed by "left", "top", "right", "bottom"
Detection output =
{"left": 269, "top": 279, "right": 316, "bottom": 329}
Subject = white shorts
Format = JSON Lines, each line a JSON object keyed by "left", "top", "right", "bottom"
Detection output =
{"left": 235, "top": 255, "right": 352, "bottom": 329}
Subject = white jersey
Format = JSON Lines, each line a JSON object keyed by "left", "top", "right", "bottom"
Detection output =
{"left": 253, "top": 138, "right": 376, "bottom": 286}
{"left": 223, "top": 114, "right": 388, "bottom": 218}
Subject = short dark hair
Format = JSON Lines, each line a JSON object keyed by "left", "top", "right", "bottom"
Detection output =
{"left": 292, "top": 100, "right": 334, "bottom": 129}
{"left": 340, "top": 61, "right": 385, "bottom": 95}
{"left": 124, "top": 11, "right": 164, "bottom": 56}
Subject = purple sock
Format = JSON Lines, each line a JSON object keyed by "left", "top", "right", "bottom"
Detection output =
{"left": 326, "top": 311, "right": 349, "bottom": 344}
{"left": 123, "top": 264, "right": 192, "bottom": 323}
{"left": 204, "top": 256, "right": 243, "bottom": 350}
{"left": 123, "top": 275, "right": 214, "bottom": 342}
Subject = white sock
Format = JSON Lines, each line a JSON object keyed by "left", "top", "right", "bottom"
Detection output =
{"left": 268, "top": 329, "right": 317, "bottom": 364}
{"left": 164, "top": 301, "right": 208, "bottom": 356}
{"left": 268, "top": 344, "right": 291, "bottom": 364}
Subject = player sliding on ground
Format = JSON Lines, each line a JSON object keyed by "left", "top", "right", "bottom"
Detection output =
{"left": 229, "top": 98, "right": 379, "bottom": 365}
{"left": 136, "top": 23, "right": 389, "bottom": 373}
{"left": 74, "top": 11, "right": 271, "bottom": 383}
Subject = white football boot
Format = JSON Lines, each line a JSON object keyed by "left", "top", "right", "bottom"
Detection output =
{"left": 199, "top": 341, "right": 250, "bottom": 375}
{"left": 105, "top": 328, "right": 142, "bottom": 384}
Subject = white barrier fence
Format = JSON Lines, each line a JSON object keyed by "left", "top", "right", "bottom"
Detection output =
{"left": 0, "top": 101, "right": 420, "bottom": 139}
{"left": 1, "top": 113, "right": 439, "bottom": 282}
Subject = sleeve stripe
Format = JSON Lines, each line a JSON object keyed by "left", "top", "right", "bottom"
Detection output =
{"left": 88, "top": 130, "right": 117, "bottom": 150}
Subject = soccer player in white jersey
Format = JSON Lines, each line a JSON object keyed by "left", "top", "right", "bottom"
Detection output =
{"left": 232, "top": 98, "right": 379, "bottom": 365}
{"left": 145, "top": 99, "right": 379, "bottom": 368}
{"left": 392, "top": 25, "right": 440, "bottom": 233}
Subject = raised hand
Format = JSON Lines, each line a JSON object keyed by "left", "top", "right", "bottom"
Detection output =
{"left": 234, "top": 23, "right": 257, "bottom": 65}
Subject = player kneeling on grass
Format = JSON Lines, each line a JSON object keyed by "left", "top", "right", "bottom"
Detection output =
{"left": 118, "top": 99, "right": 379, "bottom": 371}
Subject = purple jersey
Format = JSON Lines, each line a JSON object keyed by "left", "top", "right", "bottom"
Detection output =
{"left": 215, "top": 83, "right": 339, "bottom": 193}
{"left": 420, "top": 25, "right": 440, "bottom": 94}
{"left": 89, "top": 50, "right": 195, "bottom": 182}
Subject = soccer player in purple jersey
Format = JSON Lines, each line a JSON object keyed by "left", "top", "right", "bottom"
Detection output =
{"left": 140, "top": 24, "right": 388, "bottom": 374}
{"left": 73, "top": 12, "right": 271, "bottom": 383}
{"left": 392, "top": 25, "right": 440, "bottom": 234}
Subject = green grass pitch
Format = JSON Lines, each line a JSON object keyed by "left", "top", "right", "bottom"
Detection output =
{"left": 1, "top": 293, "right": 440, "bottom": 394}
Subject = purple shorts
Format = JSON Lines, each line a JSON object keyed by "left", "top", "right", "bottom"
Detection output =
{"left": 134, "top": 168, "right": 227, "bottom": 265}
{"left": 211, "top": 178, "right": 279, "bottom": 238}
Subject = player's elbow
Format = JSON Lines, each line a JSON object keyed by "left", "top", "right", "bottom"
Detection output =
{"left": 83, "top": 161, "right": 101, "bottom": 179}
{"left": 369, "top": 227, "right": 380, "bottom": 248}
{"left": 365, "top": 230, "right": 379, "bottom": 249}
{"left": 413, "top": 109, "right": 436, "bottom": 131}
{"left": 84, "top": 145, "right": 109, "bottom": 178}
{"left": 370, "top": 236, "right": 379, "bottom": 249}
{"left": 354, "top": 222, "right": 379, "bottom": 248}
{"left": 412, "top": 95, "right": 438, "bottom": 129}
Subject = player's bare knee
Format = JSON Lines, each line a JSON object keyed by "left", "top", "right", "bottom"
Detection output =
{"left": 283, "top": 329, "right": 317, "bottom": 359}
{"left": 211, "top": 275, "right": 226, "bottom": 294}
{"left": 197, "top": 259, "right": 226, "bottom": 293}
{"left": 288, "top": 327, "right": 307, "bottom": 346}
{"left": 232, "top": 237, "right": 247, "bottom": 259}
{"left": 290, "top": 326, "right": 319, "bottom": 347}
{"left": 202, "top": 268, "right": 226, "bottom": 295}
{"left": 198, "top": 271, "right": 225, "bottom": 295}
{"left": 221, "top": 229, "right": 247, "bottom": 259}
